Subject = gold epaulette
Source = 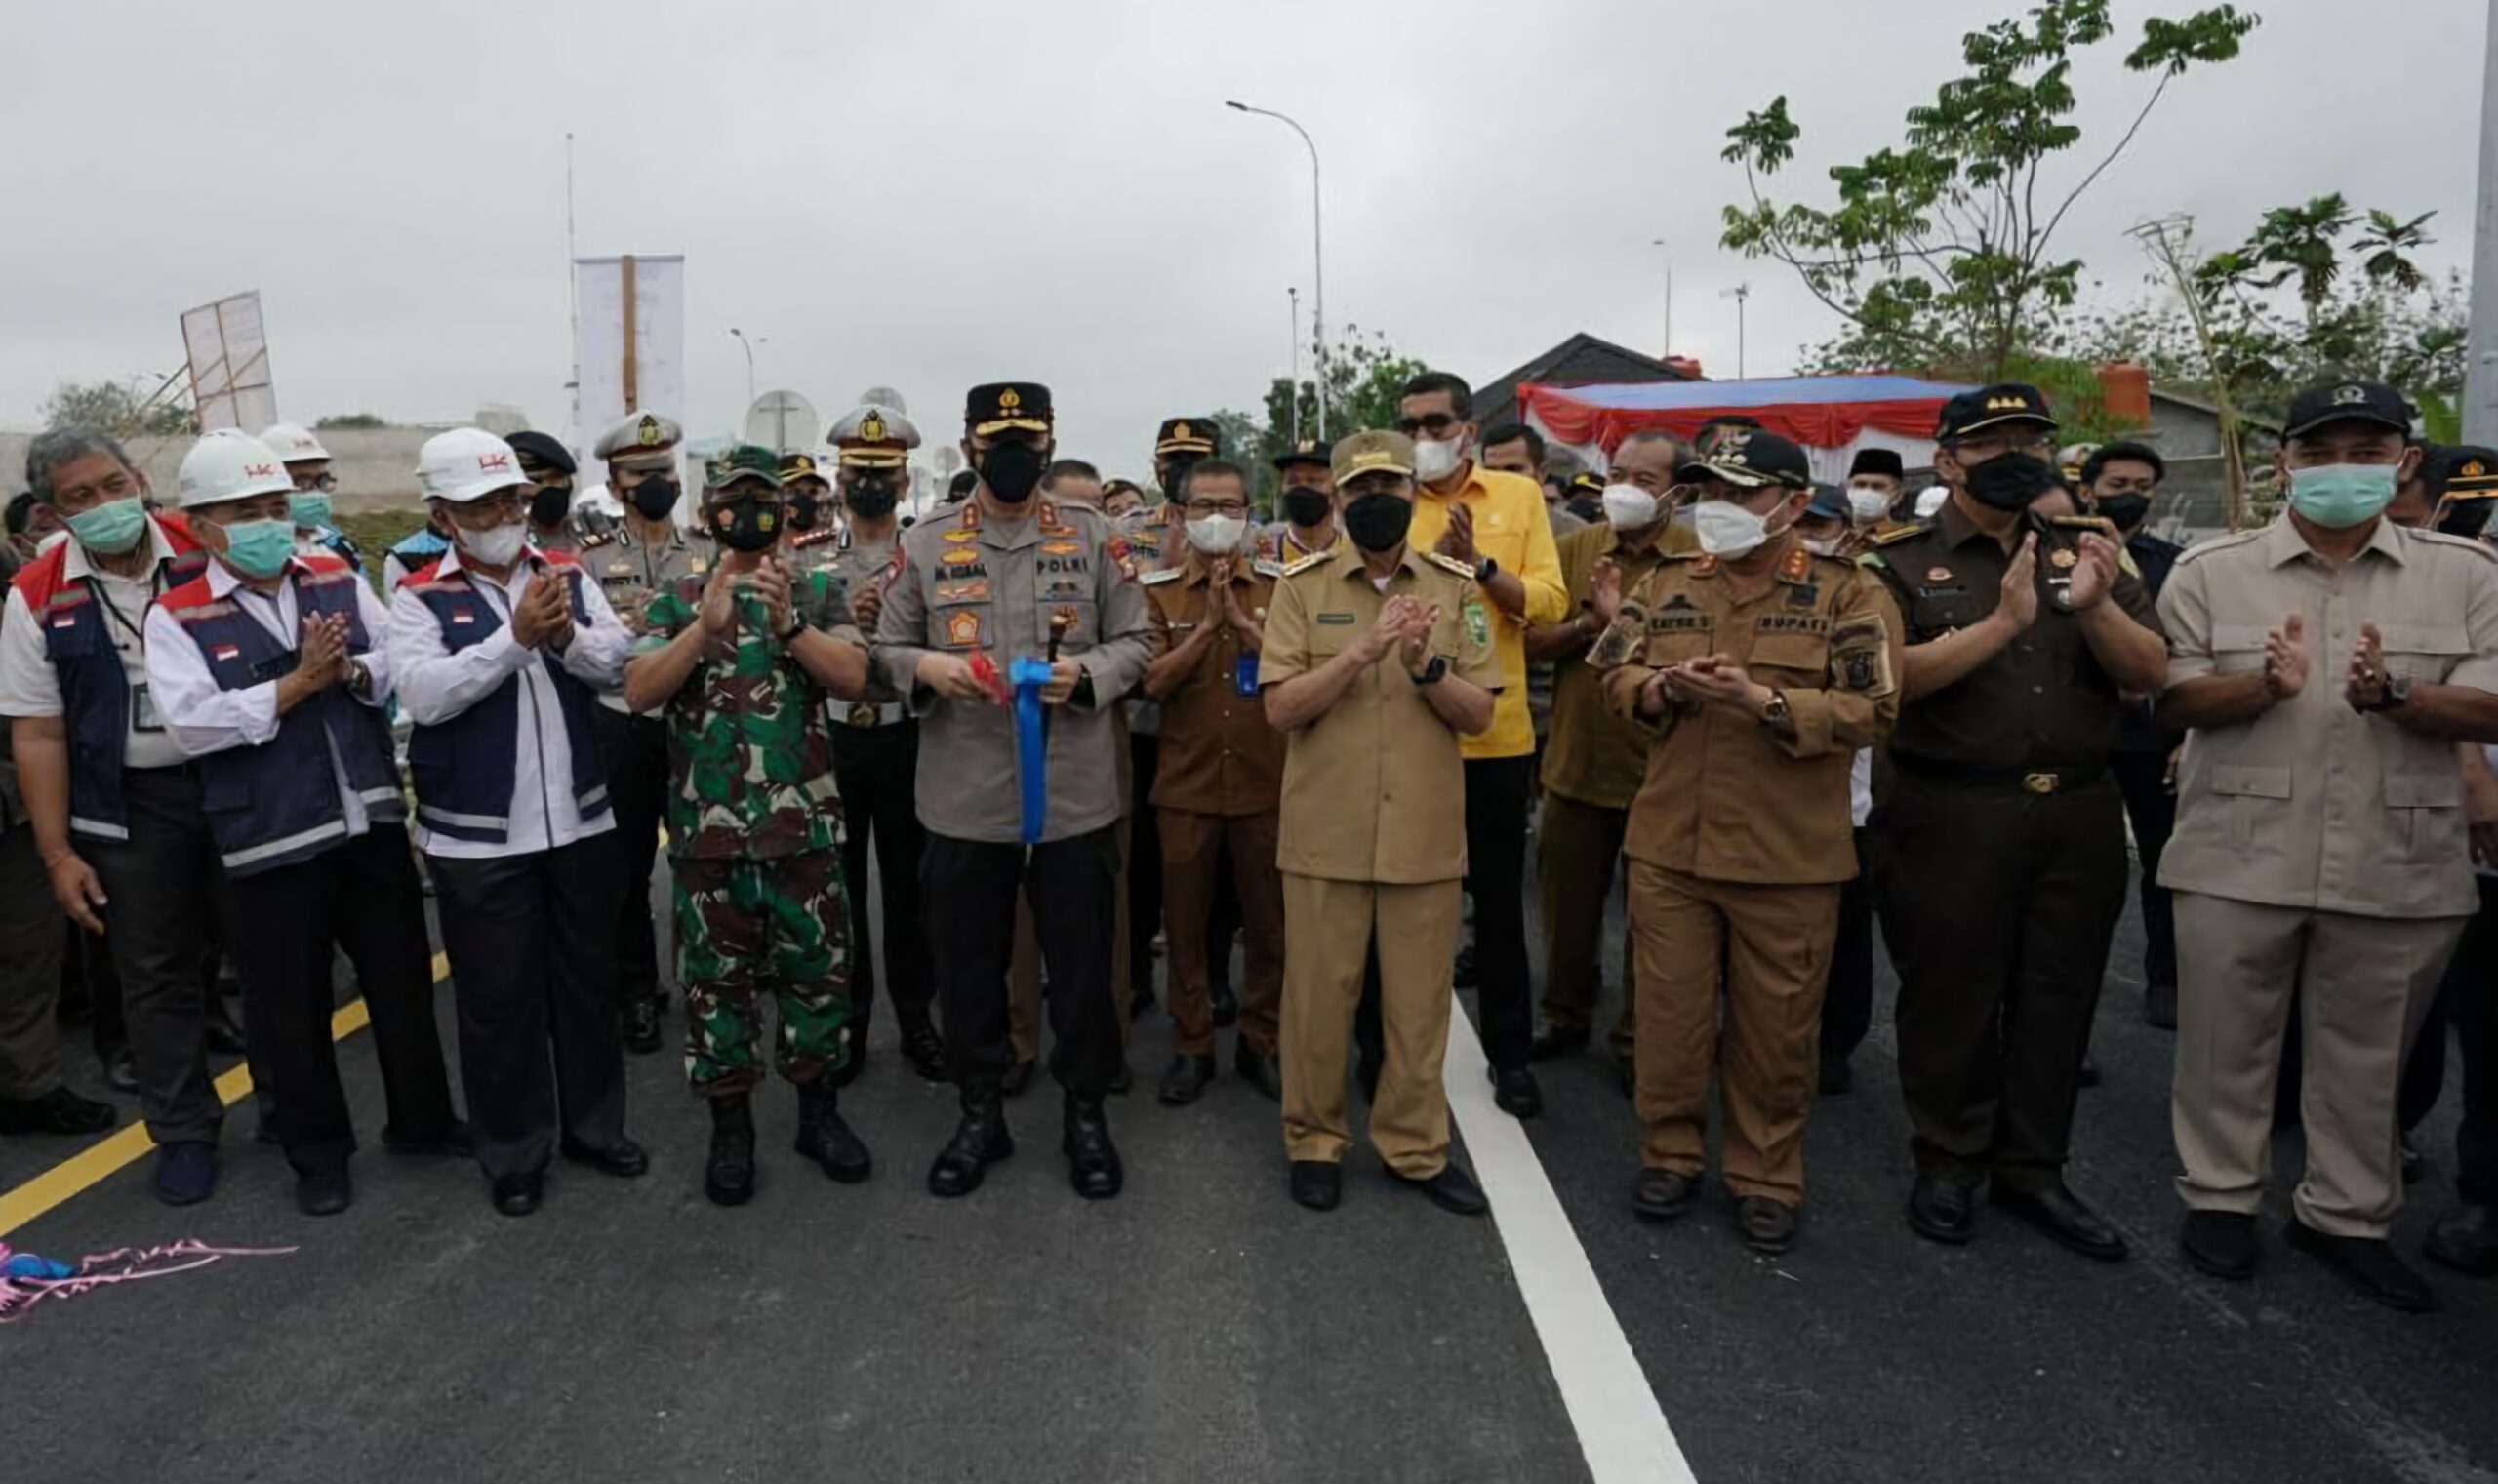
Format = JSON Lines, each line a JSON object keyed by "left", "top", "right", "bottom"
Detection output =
{"left": 1422, "top": 549, "right": 1475, "bottom": 580}
{"left": 1280, "top": 549, "right": 1333, "bottom": 578}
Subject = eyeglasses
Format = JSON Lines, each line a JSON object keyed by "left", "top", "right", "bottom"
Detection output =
{"left": 1395, "top": 413, "right": 1461, "bottom": 437}
{"left": 447, "top": 490, "right": 525, "bottom": 526}
{"left": 1952, "top": 432, "right": 2054, "bottom": 460}
{"left": 292, "top": 472, "right": 339, "bottom": 494}
{"left": 1185, "top": 499, "right": 1249, "bottom": 517}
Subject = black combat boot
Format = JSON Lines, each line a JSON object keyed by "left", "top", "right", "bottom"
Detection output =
{"left": 1062, "top": 1093, "right": 1124, "bottom": 1201}
{"left": 795, "top": 1080, "right": 872, "bottom": 1183}
{"left": 927, "top": 1081, "right": 1014, "bottom": 1198}
{"left": 705, "top": 1094, "right": 757, "bottom": 1207}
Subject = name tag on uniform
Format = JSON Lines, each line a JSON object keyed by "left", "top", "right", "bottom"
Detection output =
{"left": 1316, "top": 613, "right": 1356, "bottom": 625}
{"left": 1234, "top": 654, "right": 1261, "bottom": 697}
{"left": 131, "top": 684, "right": 161, "bottom": 734}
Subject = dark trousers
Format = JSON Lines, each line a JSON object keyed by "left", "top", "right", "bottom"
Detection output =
{"left": 65, "top": 925, "right": 125, "bottom": 1058}
{"left": 225, "top": 824, "right": 458, "bottom": 1177}
{"left": 596, "top": 707, "right": 671, "bottom": 1013}
{"left": 925, "top": 827, "right": 1122, "bottom": 1100}
{"left": 830, "top": 720, "right": 934, "bottom": 1032}
{"left": 1128, "top": 732, "right": 1162, "bottom": 997}
{"left": 2452, "top": 877, "right": 2498, "bottom": 1207}
{"left": 1874, "top": 772, "right": 2126, "bottom": 1192}
{"left": 2111, "top": 747, "right": 2180, "bottom": 993}
{"left": 0, "top": 822, "right": 66, "bottom": 1100}
{"left": 83, "top": 766, "right": 222, "bottom": 1144}
{"left": 430, "top": 834, "right": 630, "bottom": 1181}
{"left": 1535, "top": 792, "right": 1632, "bottom": 1048}
{"left": 1819, "top": 827, "right": 1876, "bottom": 1071}
{"left": 1463, "top": 756, "right": 1535, "bottom": 1073}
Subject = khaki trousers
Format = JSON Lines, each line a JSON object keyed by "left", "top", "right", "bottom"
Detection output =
{"left": 1536, "top": 792, "right": 1635, "bottom": 1055}
{"left": 2172, "top": 892, "right": 2464, "bottom": 1238}
{"left": 1628, "top": 861, "right": 1838, "bottom": 1204}
{"left": 1280, "top": 872, "right": 1460, "bottom": 1177}
{"left": 1160, "top": 808, "right": 1284, "bottom": 1057}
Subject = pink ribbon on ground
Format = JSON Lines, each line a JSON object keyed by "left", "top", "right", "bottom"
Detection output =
{"left": 0, "top": 1239, "right": 299, "bottom": 1325}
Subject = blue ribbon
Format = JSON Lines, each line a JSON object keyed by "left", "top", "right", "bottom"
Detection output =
{"left": 1009, "top": 656, "right": 1054, "bottom": 844}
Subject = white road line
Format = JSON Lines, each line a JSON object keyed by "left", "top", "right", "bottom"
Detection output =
{"left": 1443, "top": 1013, "right": 1698, "bottom": 1484}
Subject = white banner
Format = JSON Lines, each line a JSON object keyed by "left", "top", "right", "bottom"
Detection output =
{"left": 181, "top": 291, "right": 277, "bottom": 433}
{"left": 572, "top": 255, "right": 685, "bottom": 467}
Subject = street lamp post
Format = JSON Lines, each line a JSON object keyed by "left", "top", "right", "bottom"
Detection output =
{"left": 1720, "top": 285, "right": 1752, "bottom": 379}
{"left": 1288, "top": 286, "right": 1303, "bottom": 446}
{"left": 1651, "top": 238, "right": 1674, "bottom": 359}
{"left": 729, "top": 327, "right": 758, "bottom": 407}
{"left": 1228, "top": 100, "right": 1327, "bottom": 440}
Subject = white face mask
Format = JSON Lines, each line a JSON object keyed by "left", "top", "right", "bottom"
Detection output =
{"left": 1600, "top": 483, "right": 1659, "bottom": 531}
{"left": 1802, "top": 535, "right": 1844, "bottom": 558}
{"left": 1691, "top": 497, "right": 1781, "bottom": 559}
{"left": 460, "top": 520, "right": 527, "bottom": 569}
{"left": 1847, "top": 486, "right": 1892, "bottom": 525}
{"left": 1185, "top": 514, "right": 1246, "bottom": 556}
{"left": 1412, "top": 438, "right": 1463, "bottom": 483}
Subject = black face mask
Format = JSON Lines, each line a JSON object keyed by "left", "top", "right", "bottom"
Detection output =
{"left": 1568, "top": 497, "right": 1603, "bottom": 524}
{"left": 2438, "top": 501, "right": 2491, "bottom": 540}
{"left": 786, "top": 493, "right": 823, "bottom": 531}
{"left": 529, "top": 484, "right": 572, "bottom": 529}
{"left": 845, "top": 476, "right": 900, "bottom": 521}
{"left": 1963, "top": 452, "right": 2054, "bottom": 512}
{"left": 1343, "top": 491, "right": 1415, "bottom": 553}
{"left": 627, "top": 477, "right": 680, "bottom": 522}
{"left": 1280, "top": 485, "right": 1332, "bottom": 529}
{"left": 707, "top": 495, "right": 782, "bottom": 553}
{"left": 980, "top": 441, "right": 1046, "bottom": 504}
{"left": 2095, "top": 493, "right": 2151, "bottom": 533}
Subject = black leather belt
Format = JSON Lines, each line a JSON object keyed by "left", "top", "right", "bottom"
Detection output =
{"left": 1888, "top": 752, "right": 2106, "bottom": 794}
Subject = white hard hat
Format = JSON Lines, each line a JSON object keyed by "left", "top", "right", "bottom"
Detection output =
{"left": 418, "top": 428, "right": 530, "bottom": 503}
{"left": 1914, "top": 485, "right": 1951, "bottom": 518}
{"left": 259, "top": 421, "right": 332, "bottom": 463}
{"left": 177, "top": 432, "right": 295, "bottom": 509}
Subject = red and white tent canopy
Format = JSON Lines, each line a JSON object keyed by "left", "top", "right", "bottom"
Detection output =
{"left": 1521, "top": 374, "right": 1976, "bottom": 485}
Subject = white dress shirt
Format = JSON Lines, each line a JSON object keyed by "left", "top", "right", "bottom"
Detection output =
{"left": 386, "top": 545, "right": 630, "bottom": 859}
{"left": 0, "top": 520, "right": 192, "bottom": 770}
{"left": 142, "top": 557, "right": 398, "bottom": 839}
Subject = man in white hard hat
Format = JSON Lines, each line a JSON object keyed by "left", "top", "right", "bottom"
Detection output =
{"left": 144, "top": 433, "right": 465, "bottom": 1216}
{"left": 386, "top": 427, "right": 644, "bottom": 1217}
{"left": 260, "top": 422, "right": 363, "bottom": 572}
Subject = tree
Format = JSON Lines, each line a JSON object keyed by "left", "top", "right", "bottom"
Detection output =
{"left": 39, "top": 379, "right": 191, "bottom": 437}
{"left": 1207, "top": 326, "right": 1430, "bottom": 514}
{"left": 315, "top": 413, "right": 387, "bottom": 430}
{"left": 1720, "top": 0, "right": 2259, "bottom": 379}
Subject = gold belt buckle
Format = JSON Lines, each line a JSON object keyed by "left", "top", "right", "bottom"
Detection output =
{"left": 846, "top": 703, "right": 881, "bottom": 729}
{"left": 2021, "top": 771, "right": 2058, "bottom": 795}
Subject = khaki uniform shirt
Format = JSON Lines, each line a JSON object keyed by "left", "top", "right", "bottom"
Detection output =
{"left": 793, "top": 526, "right": 906, "bottom": 719}
{"left": 1593, "top": 543, "right": 1903, "bottom": 884}
{"left": 584, "top": 522, "right": 709, "bottom": 715}
{"left": 1542, "top": 521, "right": 1676, "bottom": 810}
{"left": 874, "top": 497, "right": 1154, "bottom": 844}
{"left": 1143, "top": 554, "right": 1288, "bottom": 816}
{"left": 2158, "top": 516, "right": 2498, "bottom": 918}
{"left": 1258, "top": 543, "right": 1501, "bottom": 884}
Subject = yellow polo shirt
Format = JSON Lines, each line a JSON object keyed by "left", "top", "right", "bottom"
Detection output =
{"left": 1407, "top": 464, "right": 1569, "bottom": 759}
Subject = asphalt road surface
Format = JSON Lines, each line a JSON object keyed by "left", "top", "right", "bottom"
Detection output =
{"left": 4, "top": 859, "right": 2494, "bottom": 1484}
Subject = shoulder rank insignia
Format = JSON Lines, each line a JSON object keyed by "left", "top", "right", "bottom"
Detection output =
{"left": 1422, "top": 549, "right": 1475, "bottom": 580}
{"left": 2049, "top": 514, "right": 2117, "bottom": 536}
{"left": 1691, "top": 554, "right": 1722, "bottom": 578}
{"left": 581, "top": 531, "right": 616, "bottom": 550}
{"left": 1280, "top": 550, "right": 1333, "bottom": 578}
{"left": 1868, "top": 523, "right": 1926, "bottom": 548}
{"left": 1777, "top": 545, "right": 1813, "bottom": 584}
{"left": 1139, "top": 567, "right": 1184, "bottom": 585}
{"left": 1252, "top": 558, "right": 1284, "bottom": 579}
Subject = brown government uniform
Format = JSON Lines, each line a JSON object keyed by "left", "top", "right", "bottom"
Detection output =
{"left": 1594, "top": 542, "right": 1902, "bottom": 1199}
{"left": 1863, "top": 501, "right": 2162, "bottom": 1192}
{"left": 1142, "top": 551, "right": 1288, "bottom": 1062}
{"left": 1259, "top": 541, "right": 1500, "bottom": 1176}
{"left": 2159, "top": 516, "right": 2498, "bottom": 1238}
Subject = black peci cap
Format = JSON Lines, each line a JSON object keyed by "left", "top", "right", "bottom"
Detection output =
{"left": 2282, "top": 381, "right": 2412, "bottom": 440}
{"left": 1936, "top": 384, "right": 2057, "bottom": 442}
{"left": 506, "top": 430, "right": 578, "bottom": 477}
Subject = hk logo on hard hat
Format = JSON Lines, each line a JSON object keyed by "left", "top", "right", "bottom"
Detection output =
{"left": 479, "top": 453, "right": 511, "bottom": 472}
{"left": 244, "top": 463, "right": 278, "bottom": 478}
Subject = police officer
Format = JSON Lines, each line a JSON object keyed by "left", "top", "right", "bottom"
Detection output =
{"left": 510, "top": 431, "right": 583, "bottom": 554}
{"left": 816, "top": 401, "right": 946, "bottom": 1085}
{"left": 779, "top": 452, "right": 837, "bottom": 564}
{"left": 583, "top": 410, "right": 704, "bottom": 1054}
{"left": 260, "top": 422, "right": 364, "bottom": 571}
{"left": 1265, "top": 441, "right": 1338, "bottom": 561}
{"left": 875, "top": 383, "right": 1155, "bottom": 1201}
{"left": 388, "top": 427, "right": 645, "bottom": 1216}
{"left": 625, "top": 446, "right": 875, "bottom": 1206}
{"left": 1863, "top": 383, "right": 2168, "bottom": 1261}
{"left": 1592, "top": 430, "right": 1902, "bottom": 1254}
{"left": 145, "top": 432, "right": 463, "bottom": 1216}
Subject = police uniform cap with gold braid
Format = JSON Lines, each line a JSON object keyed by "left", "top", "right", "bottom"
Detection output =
{"left": 1270, "top": 439, "right": 1333, "bottom": 472}
{"left": 828, "top": 402, "right": 923, "bottom": 469}
{"left": 967, "top": 382, "right": 1053, "bottom": 437}
{"left": 1934, "top": 383, "right": 2058, "bottom": 442}
{"left": 593, "top": 409, "right": 684, "bottom": 471}
{"left": 1155, "top": 418, "right": 1220, "bottom": 459}
{"left": 778, "top": 452, "right": 827, "bottom": 487}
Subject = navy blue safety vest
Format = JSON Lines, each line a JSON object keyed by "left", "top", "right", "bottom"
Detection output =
{"left": 9, "top": 519, "right": 208, "bottom": 841}
{"left": 387, "top": 527, "right": 449, "bottom": 574}
{"left": 157, "top": 556, "right": 404, "bottom": 877}
{"left": 401, "top": 556, "right": 609, "bottom": 845}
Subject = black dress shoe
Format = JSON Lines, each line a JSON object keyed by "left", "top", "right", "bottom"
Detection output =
{"left": 1234, "top": 1042, "right": 1283, "bottom": 1102}
{"left": 1632, "top": 1168, "right": 1698, "bottom": 1222}
{"left": 2425, "top": 1203, "right": 2498, "bottom": 1276}
{"left": 927, "top": 1088, "right": 1014, "bottom": 1197}
{"left": 1210, "top": 981, "right": 1238, "bottom": 1029}
{"left": 2287, "top": 1221, "right": 2437, "bottom": 1313}
{"left": 795, "top": 1083, "right": 872, "bottom": 1184}
{"left": 1289, "top": 1160, "right": 1342, "bottom": 1212}
{"left": 1392, "top": 1160, "right": 1488, "bottom": 1217}
{"left": 1489, "top": 1066, "right": 1544, "bottom": 1119}
{"left": 1735, "top": 1195, "right": 1800, "bottom": 1255}
{"left": 296, "top": 1168, "right": 352, "bottom": 1218}
{"left": 0, "top": 1085, "right": 117, "bottom": 1136}
{"left": 1000, "top": 1059, "right": 1036, "bottom": 1097}
{"left": 2077, "top": 1054, "right": 2103, "bottom": 1089}
{"left": 2400, "top": 1136, "right": 2425, "bottom": 1185}
{"left": 2181, "top": 1210, "right": 2258, "bottom": 1280}
{"left": 1157, "top": 1054, "right": 1216, "bottom": 1106}
{"left": 1817, "top": 1057, "right": 1854, "bottom": 1097}
{"left": 1528, "top": 1023, "right": 1591, "bottom": 1062}
{"left": 1908, "top": 1174, "right": 1977, "bottom": 1245}
{"left": 1062, "top": 1096, "right": 1124, "bottom": 1200}
{"left": 624, "top": 998, "right": 664, "bottom": 1057}
{"left": 1108, "top": 1062, "right": 1134, "bottom": 1097}
{"left": 1991, "top": 1183, "right": 2128, "bottom": 1263}
{"left": 705, "top": 1096, "right": 757, "bottom": 1207}
{"left": 560, "top": 1137, "right": 650, "bottom": 1179}
{"left": 383, "top": 1119, "right": 472, "bottom": 1157}
{"left": 899, "top": 1020, "right": 950, "bottom": 1084}
{"left": 2144, "top": 982, "right": 2179, "bottom": 1030}
{"left": 492, "top": 1173, "right": 543, "bottom": 1217}
{"left": 103, "top": 1044, "right": 139, "bottom": 1095}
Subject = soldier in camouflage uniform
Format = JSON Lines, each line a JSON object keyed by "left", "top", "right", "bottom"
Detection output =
{"left": 623, "top": 444, "right": 878, "bottom": 1207}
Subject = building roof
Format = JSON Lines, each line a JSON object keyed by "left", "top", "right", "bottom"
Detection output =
{"left": 1472, "top": 332, "right": 1694, "bottom": 429}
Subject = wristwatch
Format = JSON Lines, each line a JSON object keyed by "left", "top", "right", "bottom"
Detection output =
{"left": 345, "top": 661, "right": 373, "bottom": 701}
{"left": 2362, "top": 670, "right": 2414, "bottom": 713}
{"left": 1475, "top": 555, "right": 1500, "bottom": 584}
{"left": 778, "top": 618, "right": 807, "bottom": 644}
{"left": 1759, "top": 689, "right": 1792, "bottom": 726}
{"left": 1410, "top": 655, "right": 1450, "bottom": 688}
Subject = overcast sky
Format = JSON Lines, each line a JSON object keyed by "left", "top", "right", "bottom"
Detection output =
{"left": 1, "top": 0, "right": 2486, "bottom": 473}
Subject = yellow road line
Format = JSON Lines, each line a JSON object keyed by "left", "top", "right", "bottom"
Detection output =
{"left": 0, "top": 952, "right": 448, "bottom": 1238}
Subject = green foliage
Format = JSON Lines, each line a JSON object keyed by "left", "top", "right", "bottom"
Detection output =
{"left": 1720, "top": 0, "right": 2259, "bottom": 377}
{"left": 39, "top": 380, "right": 191, "bottom": 437}
{"left": 314, "top": 413, "right": 388, "bottom": 430}
{"left": 1208, "top": 326, "right": 1430, "bottom": 516}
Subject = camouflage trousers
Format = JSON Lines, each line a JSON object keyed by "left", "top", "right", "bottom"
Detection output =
{"left": 673, "top": 851, "right": 854, "bottom": 1095}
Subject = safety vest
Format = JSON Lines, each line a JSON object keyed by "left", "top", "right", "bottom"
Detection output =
{"left": 156, "top": 555, "right": 403, "bottom": 877}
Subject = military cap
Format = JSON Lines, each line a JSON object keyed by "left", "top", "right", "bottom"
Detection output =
{"left": 2057, "top": 442, "right": 2101, "bottom": 483}
{"left": 2425, "top": 443, "right": 2498, "bottom": 501}
{"left": 966, "top": 382, "right": 1053, "bottom": 436}
{"left": 1847, "top": 447, "right": 1904, "bottom": 480}
{"left": 1694, "top": 415, "right": 1765, "bottom": 459}
{"left": 1332, "top": 430, "right": 1417, "bottom": 483}
{"left": 2283, "top": 381, "right": 2412, "bottom": 440}
{"left": 1155, "top": 418, "right": 1220, "bottom": 458}
{"left": 1270, "top": 438, "right": 1334, "bottom": 471}
{"left": 1936, "top": 383, "right": 2056, "bottom": 442}
{"left": 704, "top": 444, "right": 783, "bottom": 493}
{"left": 828, "top": 402, "right": 922, "bottom": 469}
{"left": 778, "top": 452, "right": 828, "bottom": 486}
{"left": 1568, "top": 470, "right": 1608, "bottom": 497}
{"left": 1102, "top": 477, "right": 1146, "bottom": 501}
{"left": 1676, "top": 426, "right": 1812, "bottom": 489}
{"left": 1805, "top": 482, "right": 1851, "bottom": 520}
{"left": 594, "top": 409, "right": 683, "bottom": 468}
{"left": 506, "top": 430, "right": 578, "bottom": 478}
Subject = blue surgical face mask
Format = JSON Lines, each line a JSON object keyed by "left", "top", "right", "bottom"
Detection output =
{"left": 219, "top": 518, "right": 298, "bottom": 580}
{"left": 2287, "top": 462, "right": 2399, "bottom": 529}
{"left": 288, "top": 491, "right": 334, "bottom": 531}
{"left": 64, "top": 495, "right": 147, "bottom": 556}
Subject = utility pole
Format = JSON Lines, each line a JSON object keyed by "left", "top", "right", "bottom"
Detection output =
{"left": 2465, "top": 0, "right": 2498, "bottom": 445}
{"left": 566, "top": 132, "right": 580, "bottom": 448}
{"left": 1651, "top": 238, "right": 1673, "bottom": 358}
{"left": 1229, "top": 101, "right": 1327, "bottom": 439}
{"left": 1288, "top": 287, "right": 1303, "bottom": 446}
{"left": 1722, "top": 284, "right": 1752, "bottom": 378}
